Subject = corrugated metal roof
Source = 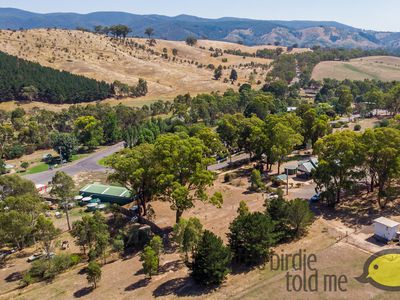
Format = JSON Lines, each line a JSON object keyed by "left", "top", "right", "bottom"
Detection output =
{"left": 298, "top": 162, "right": 315, "bottom": 174}
{"left": 374, "top": 217, "right": 400, "bottom": 228}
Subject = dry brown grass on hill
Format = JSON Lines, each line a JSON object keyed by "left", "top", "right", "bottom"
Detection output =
{"left": 0, "top": 29, "right": 308, "bottom": 111}
{"left": 312, "top": 56, "right": 400, "bottom": 81}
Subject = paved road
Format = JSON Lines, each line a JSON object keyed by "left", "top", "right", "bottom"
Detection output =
{"left": 208, "top": 153, "right": 250, "bottom": 171}
{"left": 24, "top": 142, "right": 125, "bottom": 184}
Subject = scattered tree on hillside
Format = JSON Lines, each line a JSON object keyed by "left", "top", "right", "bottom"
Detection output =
{"left": 50, "top": 132, "right": 78, "bottom": 162}
{"left": 191, "top": 230, "right": 231, "bottom": 286}
{"left": 87, "top": 261, "right": 102, "bottom": 289}
{"left": 173, "top": 217, "right": 203, "bottom": 263}
{"left": 50, "top": 171, "right": 76, "bottom": 231}
{"left": 228, "top": 211, "right": 276, "bottom": 266}
{"left": 74, "top": 116, "right": 104, "bottom": 150}
{"left": 313, "top": 130, "right": 363, "bottom": 205}
{"left": 230, "top": 69, "right": 238, "bottom": 83}
{"left": 287, "top": 199, "right": 314, "bottom": 237}
{"left": 106, "top": 144, "right": 157, "bottom": 216}
{"left": 109, "top": 25, "right": 132, "bottom": 38}
{"left": 34, "top": 215, "right": 61, "bottom": 257}
{"left": 145, "top": 27, "right": 154, "bottom": 39}
{"left": 387, "top": 84, "right": 400, "bottom": 115}
{"left": 214, "top": 65, "right": 223, "bottom": 80}
{"left": 0, "top": 176, "right": 44, "bottom": 250}
{"left": 185, "top": 36, "right": 197, "bottom": 46}
{"left": 250, "top": 169, "right": 265, "bottom": 191}
{"left": 71, "top": 212, "right": 109, "bottom": 258}
{"left": 361, "top": 128, "right": 400, "bottom": 208}
{"left": 155, "top": 133, "right": 223, "bottom": 223}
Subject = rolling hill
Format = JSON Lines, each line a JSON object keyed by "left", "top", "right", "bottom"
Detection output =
{"left": 312, "top": 56, "right": 400, "bottom": 81}
{"left": 0, "top": 29, "right": 291, "bottom": 111}
{"left": 1, "top": 8, "right": 400, "bottom": 49}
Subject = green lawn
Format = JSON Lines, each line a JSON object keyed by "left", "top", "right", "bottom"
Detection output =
{"left": 71, "top": 153, "right": 89, "bottom": 161}
{"left": 22, "top": 163, "right": 50, "bottom": 175}
{"left": 20, "top": 153, "right": 90, "bottom": 175}
{"left": 97, "top": 157, "right": 107, "bottom": 166}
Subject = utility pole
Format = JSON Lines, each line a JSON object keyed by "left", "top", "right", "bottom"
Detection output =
{"left": 286, "top": 168, "right": 289, "bottom": 196}
{"left": 59, "top": 147, "right": 63, "bottom": 165}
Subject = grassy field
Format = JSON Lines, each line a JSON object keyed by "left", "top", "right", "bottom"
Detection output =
{"left": 312, "top": 56, "right": 400, "bottom": 81}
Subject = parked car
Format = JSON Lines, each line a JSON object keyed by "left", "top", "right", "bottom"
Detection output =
{"left": 0, "top": 248, "right": 15, "bottom": 260}
{"left": 27, "top": 252, "right": 44, "bottom": 262}
{"left": 27, "top": 252, "right": 55, "bottom": 262}
{"left": 310, "top": 194, "right": 321, "bottom": 203}
{"left": 267, "top": 193, "right": 279, "bottom": 200}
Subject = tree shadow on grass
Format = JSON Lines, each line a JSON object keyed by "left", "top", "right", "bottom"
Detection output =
{"left": 159, "top": 260, "right": 185, "bottom": 274}
{"left": 4, "top": 271, "right": 22, "bottom": 282}
{"left": 73, "top": 287, "right": 93, "bottom": 298}
{"left": 125, "top": 278, "right": 150, "bottom": 291}
{"left": 312, "top": 193, "right": 400, "bottom": 228}
{"left": 153, "top": 277, "right": 215, "bottom": 297}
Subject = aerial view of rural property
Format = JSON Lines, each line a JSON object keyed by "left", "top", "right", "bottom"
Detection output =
{"left": 1, "top": 0, "right": 400, "bottom": 299}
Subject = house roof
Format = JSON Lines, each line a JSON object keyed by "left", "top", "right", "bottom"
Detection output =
{"left": 310, "top": 157, "right": 319, "bottom": 168}
{"left": 80, "top": 184, "right": 132, "bottom": 199}
{"left": 374, "top": 217, "right": 400, "bottom": 228}
{"left": 276, "top": 174, "right": 288, "bottom": 182}
{"left": 298, "top": 162, "right": 315, "bottom": 174}
{"left": 285, "top": 165, "right": 298, "bottom": 171}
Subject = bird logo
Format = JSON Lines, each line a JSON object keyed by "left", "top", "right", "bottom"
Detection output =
{"left": 357, "top": 249, "right": 400, "bottom": 291}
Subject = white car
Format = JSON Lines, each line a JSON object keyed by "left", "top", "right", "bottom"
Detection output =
{"left": 27, "top": 252, "right": 55, "bottom": 262}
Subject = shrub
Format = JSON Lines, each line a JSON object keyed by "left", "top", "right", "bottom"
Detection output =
{"left": 20, "top": 273, "right": 33, "bottom": 287}
{"left": 3, "top": 143, "right": 24, "bottom": 159}
{"left": 354, "top": 124, "right": 361, "bottom": 131}
{"left": 20, "top": 161, "right": 29, "bottom": 169}
{"left": 250, "top": 169, "right": 265, "bottom": 191}
{"left": 228, "top": 212, "right": 276, "bottom": 265}
{"left": 224, "top": 173, "right": 233, "bottom": 183}
{"left": 27, "top": 254, "right": 81, "bottom": 283}
{"left": 191, "top": 230, "right": 231, "bottom": 285}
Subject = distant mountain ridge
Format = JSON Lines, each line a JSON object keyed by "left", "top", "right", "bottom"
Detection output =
{"left": 1, "top": 8, "right": 400, "bottom": 49}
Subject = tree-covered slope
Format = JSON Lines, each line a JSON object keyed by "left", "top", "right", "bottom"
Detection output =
{"left": 0, "top": 50, "right": 112, "bottom": 103}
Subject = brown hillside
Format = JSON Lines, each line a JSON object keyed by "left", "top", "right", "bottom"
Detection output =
{"left": 312, "top": 56, "right": 400, "bottom": 81}
{"left": 0, "top": 29, "right": 306, "bottom": 111}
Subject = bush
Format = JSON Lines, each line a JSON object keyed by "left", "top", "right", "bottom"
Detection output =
{"left": 3, "top": 143, "right": 24, "bottom": 159}
{"left": 250, "top": 169, "right": 265, "bottom": 191}
{"left": 224, "top": 173, "right": 234, "bottom": 183}
{"left": 354, "top": 124, "right": 361, "bottom": 131}
{"left": 20, "top": 162, "right": 29, "bottom": 170}
{"left": 27, "top": 254, "right": 80, "bottom": 282}
{"left": 20, "top": 273, "right": 33, "bottom": 287}
{"left": 70, "top": 254, "right": 81, "bottom": 265}
{"left": 379, "top": 119, "right": 390, "bottom": 127}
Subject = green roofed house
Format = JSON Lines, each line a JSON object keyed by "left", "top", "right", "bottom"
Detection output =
{"left": 79, "top": 184, "right": 134, "bottom": 205}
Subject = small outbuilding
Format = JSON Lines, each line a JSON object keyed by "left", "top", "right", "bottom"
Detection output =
{"left": 284, "top": 165, "right": 298, "bottom": 175}
{"left": 373, "top": 217, "right": 400, "bottom": 242}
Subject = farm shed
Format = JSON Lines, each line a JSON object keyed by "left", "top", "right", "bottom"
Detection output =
{"left": 79, "top": 184, "right": 134, "bottom": 205}
{"left": 373, "top": 217, "right": 400, "bottom": 242}
{"left": 275, "top": 174, "right": 288, "bottom": 185}
{"left": 284, "top": 165, "right": 298, "bottom": 175}
{"left": 297, "top": 158, "right": 319, "bottom": 178}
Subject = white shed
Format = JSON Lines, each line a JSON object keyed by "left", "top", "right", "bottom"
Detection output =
{"left": 373, "top": 217, "right": 400, "bottom": 241}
